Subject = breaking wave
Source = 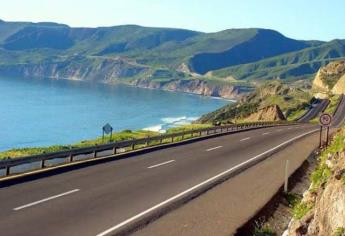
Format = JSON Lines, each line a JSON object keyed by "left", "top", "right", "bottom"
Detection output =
{"left": 143, "top": 116, "right": 199, "bottom": 133}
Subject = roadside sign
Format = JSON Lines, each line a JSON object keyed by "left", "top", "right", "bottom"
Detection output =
{"left": 103, "top": 123, "right": 113, "bottom": 134}
{"left": 102, "top": 123, "right": 113, "bottom": 142}
{"left": 319, "top": 113, "right": 332, "bottom": 126}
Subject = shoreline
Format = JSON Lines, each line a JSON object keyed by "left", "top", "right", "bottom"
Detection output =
{"left": 25, "top": 75, "right": 239, "bottom": 101}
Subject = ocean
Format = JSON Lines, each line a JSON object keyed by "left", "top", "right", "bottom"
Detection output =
{"left": 0, "top": 76, "right": 230, "bottom": 151}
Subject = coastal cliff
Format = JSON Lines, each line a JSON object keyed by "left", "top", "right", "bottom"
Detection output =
{"left": 0, "top": 58, "right": 242, "bottom": 99}
{"left": 130, "top": 78, "right": 241, "bottom": 99}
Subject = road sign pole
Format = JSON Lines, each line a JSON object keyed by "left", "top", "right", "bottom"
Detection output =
{"left": 319, "top": 113, "right": 332, "bottom": 148}
{"left": 319, "top": 126, "right": 323, "bottom": 148}
{"left": 102, "top": 123, "right": 114, "bottom": 143}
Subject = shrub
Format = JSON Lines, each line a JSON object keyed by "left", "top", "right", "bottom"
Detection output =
{"left": 253, "top": 221, "right": 276, "bottom": 236}
{"left": 293, "top": 201, "right": 313, "bottom": 220}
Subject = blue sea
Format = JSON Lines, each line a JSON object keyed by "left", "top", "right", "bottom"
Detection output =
{"left": 0, "top": 76, "right": 230, "bottom": 151}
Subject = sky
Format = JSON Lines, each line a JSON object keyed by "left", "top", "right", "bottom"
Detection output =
{"left": 0, "top": 0, "right": 344, "bottom": 41}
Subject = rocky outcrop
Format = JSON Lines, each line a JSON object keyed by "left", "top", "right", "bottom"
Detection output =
{"left": 312, "top": 60, "right": 345, "bottom": 95}
{"left": 197, "top": 80, "right": 311, "bottom": 124}
{"left": 243, "top": 104, "right": 286, "bottom": 122}
{"left": 129, "top": 78, "right": 241, "bottom": 99}
{"left": 307, "top": 172, "right": 345, "bottom": 235}
{"left": 332, "top": 74, "right": 345, "bottom": 94}
{"left": 288, "top": 152, "right": 345, "bottom": 236}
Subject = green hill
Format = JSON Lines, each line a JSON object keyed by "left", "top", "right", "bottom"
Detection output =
{"left": 0, "top": 20, "right": 344, "bottom": 98}
{"left": 197, "top": 81, "right": 312, "bottom": 123}
{"left": 211, "top": 40, "right": 345, "bottom": 81}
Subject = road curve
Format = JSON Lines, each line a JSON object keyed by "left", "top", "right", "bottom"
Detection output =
{"left": 0, "top": 124, "right": 319, "bottom": 236}
{"left": 297, "top": 99, "right": 329, "bottom": 122}
{"left": 331, "top": 94, "right": 345, "bottom": 127}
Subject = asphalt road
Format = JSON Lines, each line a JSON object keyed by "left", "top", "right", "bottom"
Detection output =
{"left": 332, "top": 95, "right": 345, "bottom": 127}
{"left": 0, "top": 124, "right": 320, "bottom": 236}
{"left": 297, "top": 99, "right": 329, "bottom": 122}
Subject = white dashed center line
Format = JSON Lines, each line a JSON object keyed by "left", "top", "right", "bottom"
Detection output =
{"left": 147, "top": 160, "right": 175, "bottom": 169}
{"left": 262, "top": 132, "right": 270, "bottom": 135}
{"left": 14, "top": 189, "right": 80, "bottom": 211}
{"left": 240, "top": 137, "right": 251, "bottom": 142}
{"left": 206, "top": 146, "right": 223, "bottom": 152}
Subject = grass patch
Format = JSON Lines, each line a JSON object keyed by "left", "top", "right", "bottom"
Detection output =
{"left": 0, "top": 129, "right": 157, "bottom": 159}
{"left": 0, "top": 124, "right": 216, "bottom": 160}
{"left": 285, "top": 192, "right": 313, "bottom": 220}
{"left": 324, "top": 95, "right": 341, "bottom": 115}
{"left": 284, "top": 192, "right": 302, "bottom": 207}
{"left": 287, "top": 108, "right": 308, "bottom": 121}
{"left": 310, "top": 162, "right": 332, "bottom": 192}
{"left": 166, "top": 124, "right": 212, "bottom": 133}
{"left": 253, "top": 221, "right": 276, "bottom": 236}
{"left": 293, "top": 201, "right": 314, "bottom": 220}
{"left": 310, "top": 131, "right": 345, "bottom": 192}
{"left": 333, "top": 227, "right": 345, "bottom": 236}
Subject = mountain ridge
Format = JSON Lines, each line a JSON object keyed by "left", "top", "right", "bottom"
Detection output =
{"left": 0, "top": 20, "right": 344, "bottom": 98}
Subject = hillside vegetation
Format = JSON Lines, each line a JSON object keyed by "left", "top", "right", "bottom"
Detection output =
{"left": 287, "top": 128, "right": 345, "bottom": 235}
{"left": 197, "top": 80, "right": 312, "bottom": 123}
{"left": 1, "top": 20, "right": 345, "bottom": 98}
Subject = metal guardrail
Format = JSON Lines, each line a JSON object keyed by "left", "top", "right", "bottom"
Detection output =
{"left": 0, "top": 121, "right": 297, "bottom": 177}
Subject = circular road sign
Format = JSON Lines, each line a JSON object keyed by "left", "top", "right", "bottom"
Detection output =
{"left": 319, "top": 113, "right": 332, "bottom": 126}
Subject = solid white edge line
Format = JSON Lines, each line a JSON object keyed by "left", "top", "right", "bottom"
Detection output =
{"left": 206, "top": 146, "right": 223, "bottom": 152}
{"left": 240, "top": 137, "right": 251, "bottom": 142}
{"left": 96, "top": 129, "right": 319, "bottom": 236}
{"left": 14, "top": 189, "right": 80, "bottom": 211}
{"left": 147, "top": 160, "right": 175, "bottom": 169}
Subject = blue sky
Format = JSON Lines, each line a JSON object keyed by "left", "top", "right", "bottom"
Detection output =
{"left": 1, "top": 0, "right": 344, "bottom": 41}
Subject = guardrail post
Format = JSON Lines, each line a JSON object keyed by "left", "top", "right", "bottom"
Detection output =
{"left": 199, "top": 131, "right": 202, "bottom": 136}
{"left": 6, "top": 166, "right": 10, "bottom": 176}
{"left": 113, "top": 147, "right": 117, "bottom": 155}
{"left": 284, "top": 160, "right": 290, "bottom": 193}
{"left": 69, "top": 154, "right": 74, "bottom": 162}
{"left": 131, "top": 144, "right": 135, "bottom": 150}
{"left": 160, "top": 138, "right": 163, "bottom": 144}
{"left": 41, "top": 160, "right": 45, "bottom": 168}
{"left": 171, "top": 136, "right": 174, "bottom": 143}
{"left": 206, "top": 130, "right": 209, "bottom": 135}
{"left": 93, "top": 151, "right": 97, "bottom": 158}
